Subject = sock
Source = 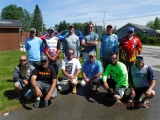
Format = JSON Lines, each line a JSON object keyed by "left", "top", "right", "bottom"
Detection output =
{"left": 36, "top": 97, "right": 40, "bottom": 100}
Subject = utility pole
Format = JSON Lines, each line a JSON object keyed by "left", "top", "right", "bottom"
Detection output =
{"left": 103, "top": 11, "right": 105, "bottom": 30}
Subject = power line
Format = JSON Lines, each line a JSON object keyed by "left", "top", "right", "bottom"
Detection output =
{"left": 95, "top": 13, "right": 160, "bottom": 23}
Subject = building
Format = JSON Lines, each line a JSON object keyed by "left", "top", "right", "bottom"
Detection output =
{"left": 0, "top": 19, "right": 22, "bottom": 51}
{"left": 116, "top": 23, "right": 156, "bottom": 40}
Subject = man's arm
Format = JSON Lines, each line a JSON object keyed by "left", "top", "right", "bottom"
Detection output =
{"left": 89, "top": 72, "right": 102, "bottom": 82}
{"left": 82, "top": 72, "right": 88, "bottom": 83}
{"left": 85, "top": 40, "right": 98, "bottom": 46}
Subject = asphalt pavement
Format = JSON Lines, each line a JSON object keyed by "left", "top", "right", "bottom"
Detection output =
{"left": 1, "top": 45, "right": 160, "bottom": 120}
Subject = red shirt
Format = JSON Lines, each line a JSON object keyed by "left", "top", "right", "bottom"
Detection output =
{"left": 119, "top": 36, "right": 142, "bottom": 62}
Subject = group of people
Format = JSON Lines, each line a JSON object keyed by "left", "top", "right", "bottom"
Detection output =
{"left": 13, "top": 22, "right": 156, "bottom": 109}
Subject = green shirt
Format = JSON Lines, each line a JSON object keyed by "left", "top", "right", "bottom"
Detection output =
{"left": 102, "top": 61, "right": 129, "bottom": 88}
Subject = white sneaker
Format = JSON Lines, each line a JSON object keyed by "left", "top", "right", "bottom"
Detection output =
{"left": 142, "top": 100, "right": 150, "bottom": 108}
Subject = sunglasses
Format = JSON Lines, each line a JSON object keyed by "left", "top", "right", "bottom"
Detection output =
{"left": 41, "top": 60, "right": 47, "bottom": 63}
{"left": 110, "top": 58, "right": 117, "bottom": 61}
{"left": 128, "top": 31, "right": 133, "bottom": 33}
{"left": 20, "top": 59, "right": 27, "bottom": 62}
{"left": 88, "top": 26, "right": 93, "bottom": 28}
{"left": 68, "top": 52, "right": 74, "bottom": 54}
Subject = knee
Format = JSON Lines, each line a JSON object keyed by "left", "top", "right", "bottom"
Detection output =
{"left": 14, "top": 83, "right": 20, "bottom": 89}
{"left": 113, "top": 94, "right": 121, "bottom": 100}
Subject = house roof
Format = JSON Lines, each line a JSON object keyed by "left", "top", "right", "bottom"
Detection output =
{"left": 0, "top": 19, "right": 22, "bottom": 28}
{"left": 117, "top": 23, "right": 156, "bottom": 33}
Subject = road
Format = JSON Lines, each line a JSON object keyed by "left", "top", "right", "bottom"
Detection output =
{"left": 1, "top": 45, "right": 160, "bottom": 120}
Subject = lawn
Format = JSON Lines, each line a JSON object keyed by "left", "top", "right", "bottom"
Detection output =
{"left": 0, "top": 49, "right": 101, "bottom": 114}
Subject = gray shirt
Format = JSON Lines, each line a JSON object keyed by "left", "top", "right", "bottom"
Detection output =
{"left": 63, "top": 34, "right": 80, "bottom": 58}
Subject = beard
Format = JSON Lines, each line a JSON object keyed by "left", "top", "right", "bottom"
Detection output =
{"left": 110, "top": 60, "right": 117, "bottom": 65}
{"left": 20, "top": 65, "right": 27, "bottom": 77}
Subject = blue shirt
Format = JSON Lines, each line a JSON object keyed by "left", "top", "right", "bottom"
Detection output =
{"left": 83, "top": 32, "right": 98, "bottom": 53}
{"left": 82, "top": 59, "right": 102, "bottom": 78}
{"left": 25, "top": 37, "right": 43, "bottom": 61}
{"left": 131, "top": 64, "right": 156, "bottom": 88}
{"left": 100, "top": 34, "right": 118, "bottom": 59}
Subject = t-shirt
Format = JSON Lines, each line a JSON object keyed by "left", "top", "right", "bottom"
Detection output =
{"left": 131, "top": 63, "right": 156, "bottom": 88}
{"left": 83, "top": 32, "right": 98, "bottom": 53}
{"left": 32, "top": 65, "right": 56, "bottom": 84}
{"left": 25, "top": 37, "right": 43, "bottom": 61}
{"left": 119, "top": 36, "right": 142, "bottom": 62}
{"left": 63, "top": 34, "right": 80, "bottom": 58}
{"left": 45, "top": 36, "right": 60, "bottom": 60}
{"left": 82, "top": 59, "right": 102, "bottom": 79}
{"left": 102, "top": 61, "right": 129, "bottom": 88}
{"left": 100, "top": 34, "right": 118, "bottom": 59}
{"left": 61, "top": 58, "right": 81, "bottom": 77}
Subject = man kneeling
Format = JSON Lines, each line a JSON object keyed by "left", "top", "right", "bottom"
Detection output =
{"left": 102, "top": 52, "right": 129, "bottom": 102}
{"left": 30, "top": 55, "right": 57, "bottom": 108}
{"left": 60, "top": 49, "right": 81, "bottom": 94}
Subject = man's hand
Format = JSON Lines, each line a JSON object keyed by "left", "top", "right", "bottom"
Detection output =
{"left": 23, "top": 80, "right": 28, "bottom": 85}
{"left": 45, "top": 92, "right": 51, "bottom": 101}
{"left": 35, "top": 87, "right": 43, "bottom": 97}
{"left": 146, "top": 88, "right": 152, "bottom": 96}
{"left": 103, "top": 82, "right": 109, "bottom": 90}
{"left": 131, "top": 90, "right": 136, "bottom": 98}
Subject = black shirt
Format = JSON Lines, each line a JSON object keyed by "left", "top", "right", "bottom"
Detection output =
{"left": 32, "top": 65, "right": 56, "bottom": 84}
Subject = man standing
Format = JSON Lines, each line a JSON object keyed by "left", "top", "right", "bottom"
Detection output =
{"left": 128, "top": 55, "right": 156, "bottom": 108}
{"left": 44, "top": 27, "right": 60, "bottom": 81}
{"left": 119, "top": 27, "right": 142, "bottom": 80}
{"left": 61, "top": 49, "right": 81, "bottom": 94}
{"left": 81, "top": 51, "right": 102, "bottom": 94}
{"left": 30, "top": 55, "right": 57, "bottom": 108}
{"left": 81, "top": 22, "right": 98, "bottom": 61}
{"left": 102, "top": 52, "right": 128, "bottom": 102}
{"left": 100, "top": 24, "right": 118, "bottom": 70}
{"left": 13, "top": 55, "right": 35, "bottom": 100}
{"left": 63, "top": 25, "right": 80, "bottom": 59}
{"left": 25, "top": 28, "right": 43, "bottom": 67}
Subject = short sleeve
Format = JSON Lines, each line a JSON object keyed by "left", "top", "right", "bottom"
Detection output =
{"left": 61, "top": 59, "right": 66, "bottom": 70}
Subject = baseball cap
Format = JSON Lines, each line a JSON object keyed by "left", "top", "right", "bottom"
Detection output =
{"left": 41, "top": 55, "right": 48, "bottom": 61}
{"left": 89, "top": 51, "right": 96, "bottom": 56}
{"left": 30, "top": 28, "right": 36, "bottom": 32}
{"left": 68, "top": 24, "right": 74, "bottom": 28}
{"left": 128, "top": 27, "right": 134, "bottom": 32}
{"left": 136, "top": 55, "right": 143, "bottom": 60}
{"left": 48, "top": 27, "right": 54, "bottom": 31}
{"left": 107, "top": 24, "right": 112, "bottom": 28}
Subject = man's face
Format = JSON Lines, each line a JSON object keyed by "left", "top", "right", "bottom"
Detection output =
{"left": 128, "top": 31, "right": 134, "bottom": 38}
{"left": 89, "top": 55, "right": 96, "bottom": 63}
{"left": 48, "top": 30, "right": 54, "bottom": 36}
{"left": 30, "top": 31, "right": 36, "bottom": 37}
{"left": 68, "top": 27, "right": 74, "bottom": 34}
{"left": 41, "top": 60, "right": 49, "bottom": 68}
{"left": 20, "top": 56, "right": 28, "bottom": 66}
{"left": 106, "top": 27, "right": 113, "bottom": 35}
{"left": 67, "top": 50, "right": 74, "bottom": 60}
{"left": 88, "top": 24, "right": 94, "bottom": 33}
{"left": 110, "top": 54, "right": 117, "bottom": 65}
{"left": 136, "top": 59, "right": 144, "bottom": 68}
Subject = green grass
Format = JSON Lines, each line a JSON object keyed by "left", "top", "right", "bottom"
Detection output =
{"left": 0, "top": 49, "right": 101, "bottom": 114}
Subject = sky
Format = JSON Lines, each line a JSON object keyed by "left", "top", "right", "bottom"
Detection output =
{"left": 1, "top": 0, "right": 160, "bottom": 29}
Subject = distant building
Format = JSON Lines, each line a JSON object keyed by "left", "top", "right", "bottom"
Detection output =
{"left": 116, "top": 23, "right": 156, "bottom": 40}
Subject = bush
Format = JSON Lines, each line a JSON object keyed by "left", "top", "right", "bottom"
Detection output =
{"left": 148, "top": 37, "right": 159, "bottom": 44}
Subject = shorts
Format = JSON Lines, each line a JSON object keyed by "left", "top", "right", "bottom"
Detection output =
{"left": 119, "top": 59, "right": 134, "bottom": 79}
{"left": 115, "top": 87, "right": 127, "bottom": 97}
{"left": 102, "top": 58, "right": 110, "bottom": 70}
{"left": 36, "top": 81, "right": 57, "bottom": 97}
{"left": 81, "top": 76, "right": 102, "bottom": 87}
{"left": 129, "top": 87, "right": 149, "bottom": 102}
{"left": 59, "top": 77, "right": 78, "bottom": 91}
{"left": 49, "top": 60, "right": 60, "bottom": 75}
{"left": 14, "top": 81, "right": 33, "bottom": 97}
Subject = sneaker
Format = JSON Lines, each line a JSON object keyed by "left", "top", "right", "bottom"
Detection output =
{"left": 142, "top": 100, "right": 150, "bottom": 108}
{"left": 72, "top": 86, "right": 77, "bottom": 94}
{"left": 33, "top": 100, "right": 40, "bottom": 108}
{"left": 44, "top": 100, "right": 48, "bottom": 107}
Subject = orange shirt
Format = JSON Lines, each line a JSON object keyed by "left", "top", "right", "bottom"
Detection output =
{"left": 119, "top": 36, "right": 142, "bottom": 62}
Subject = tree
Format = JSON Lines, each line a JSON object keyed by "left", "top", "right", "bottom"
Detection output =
{"left": 1, "top": 4, "right": 32, "bottom": 31}
{"left": 146, "top": 21, "right": 155, "bottom": 29}
{"left": 153, "top": 17, "right": 160, "bottom": 29}
{"left": 31, "top": 4, "right": 44, "bottom": 33}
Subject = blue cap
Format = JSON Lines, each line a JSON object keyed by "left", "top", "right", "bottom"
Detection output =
{"left": 136, "top": 55, "right": 143, "bottom": 60}
{"left": 128, "top": 27, "right": 134, "bottom": 32}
